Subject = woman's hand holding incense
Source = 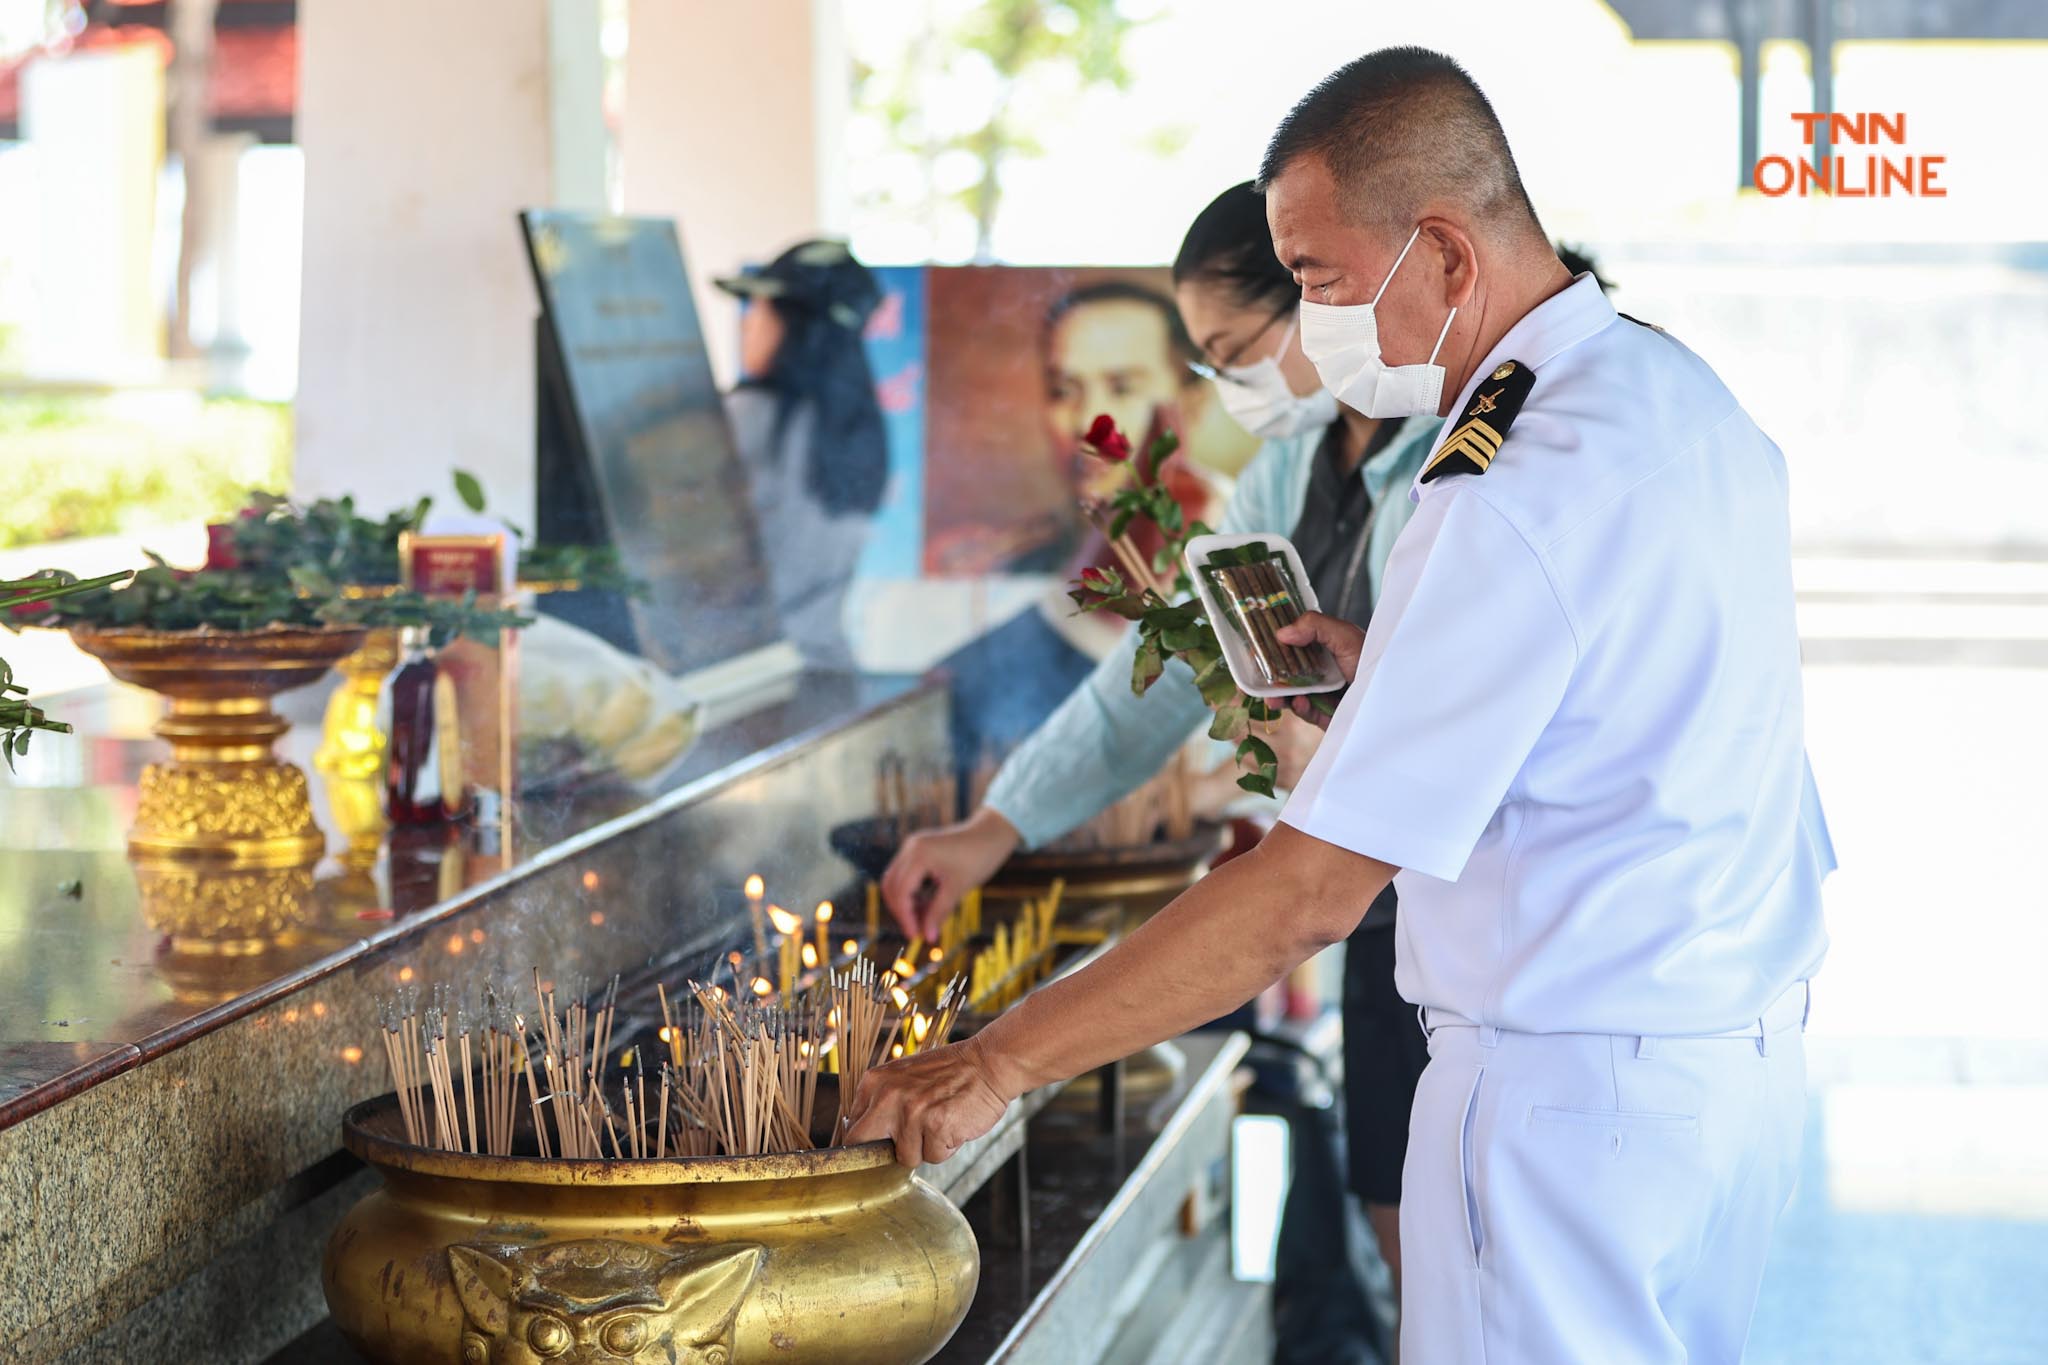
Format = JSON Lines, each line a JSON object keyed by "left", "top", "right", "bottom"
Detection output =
{"left": 882, "top": 808, "right": 1019, "bottom": 940}
{"left": 842, "top": 1034, "right": 1018, "bottom": 1167}
{"left": 1275, "top": 612, "right": 1366, "bottom": 729}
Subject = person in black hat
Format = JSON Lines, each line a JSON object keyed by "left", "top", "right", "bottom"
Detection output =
{"left": 716, "top": 239, "right": 890, "bottom": 669}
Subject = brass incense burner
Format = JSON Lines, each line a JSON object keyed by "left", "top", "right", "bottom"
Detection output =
{"left": 69, "top": 624, "right": 366, "bottom": 865}
{"left": 326, "top": 1096, "right": 979, "bottom": 1364}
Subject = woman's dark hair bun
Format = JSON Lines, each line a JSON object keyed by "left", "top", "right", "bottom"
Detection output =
{"left": 1171, "top": 181, "right": 1297, "bottom": 317}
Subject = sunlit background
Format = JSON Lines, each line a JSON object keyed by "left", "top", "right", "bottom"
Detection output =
{"left": 1, "top": 1, "right": 2043, "bottom": 1358}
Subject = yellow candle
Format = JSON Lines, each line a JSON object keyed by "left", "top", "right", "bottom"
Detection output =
{"left": 766, "top": 904, "right": 801, "bottom": 1006}
{"left": 865, "top": 881, "right": 880, "bottom": 941}
{"left": 815, "top": 901, "right": 833, "bottom": 962}
{"left": 745, "top": 874, "right": 768, "bottom": 959}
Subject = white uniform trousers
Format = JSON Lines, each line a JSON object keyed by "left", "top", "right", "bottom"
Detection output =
{"left": 1400, "top": 986, "right": 1809, "bottom": 1365}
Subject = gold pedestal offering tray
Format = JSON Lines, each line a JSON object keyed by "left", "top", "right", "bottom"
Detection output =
{"left": 69, "top": 624, "right": 367, "bottom": 865}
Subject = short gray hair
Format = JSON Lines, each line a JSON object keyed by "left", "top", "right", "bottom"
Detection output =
{"left": 1257, "top": 48, "right": 1542, "bottom": 241}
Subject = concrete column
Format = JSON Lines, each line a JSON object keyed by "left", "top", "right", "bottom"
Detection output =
{"left": 621, "top": 0, "right": 845, "bottom": 385}
{"left": 294, "top": 0, "right": 605, "bottom": 528}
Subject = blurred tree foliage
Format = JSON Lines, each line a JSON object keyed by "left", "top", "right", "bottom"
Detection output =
{"left": 0, "top": 391, "right": 291, "bottom": 549}
{"left": 854, "top": 0, "right": 1149, "bottom": 261}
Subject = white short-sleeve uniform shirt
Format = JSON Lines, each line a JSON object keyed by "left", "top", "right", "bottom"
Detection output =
{"left": 1280, "top": 274, "right": 1831, "bottom": 1037}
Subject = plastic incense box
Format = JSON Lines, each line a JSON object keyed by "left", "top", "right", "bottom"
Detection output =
{"left": 1183, "top": 533, "right": 1346, "bottom": 699}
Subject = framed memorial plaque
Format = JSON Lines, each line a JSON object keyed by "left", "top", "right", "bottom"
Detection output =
{"left": 521, "top": 210, "right": 789, "bottom": 686}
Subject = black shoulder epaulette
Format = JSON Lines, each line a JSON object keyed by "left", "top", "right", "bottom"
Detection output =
{"left": 1420, "top": 359, "right": 1534, "bottom": 483}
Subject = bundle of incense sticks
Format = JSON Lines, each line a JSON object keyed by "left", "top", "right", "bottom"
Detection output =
{"left": 966, "top": 746, "right": 1195, "bottom": 854}
{"left": 968, "top": 879, "right": 1066, "bottom": 1012}
{"left": 1057, "top": 748, "right": 1198, "bottom": 851}
{"left": 1201, "top": 551, "right": 1332, "bottom": 687}
{"left": 374, "top": 958, "right": 978, "bottom": 1161}
{"left": 876, "top": 751, "right": 958, "bottom": 840}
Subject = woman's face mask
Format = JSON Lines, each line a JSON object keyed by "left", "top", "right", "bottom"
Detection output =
{"left": 1297, "top": 226, "right": 1459, "bottom": 421}
{"left": 1202, "top": 309, "right": 1339, "bottom": 441}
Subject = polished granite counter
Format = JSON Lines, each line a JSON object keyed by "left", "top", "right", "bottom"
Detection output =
{"left": 0, "top": 665, "right": 951, "bottom": 1363}
{"left": 0, "top": 668, "right": 917, "bottom": 1129}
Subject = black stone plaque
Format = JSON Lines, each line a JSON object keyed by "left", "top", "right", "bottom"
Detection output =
{"left": 522, "top": 210, "right": 782, "bottom": 676}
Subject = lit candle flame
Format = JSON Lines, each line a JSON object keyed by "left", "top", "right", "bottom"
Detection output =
{"left": 891, "top": 987, "right": 911, "bottom": 1010}
{"left": 767, "top": 904, "right": 801, "bottom": 935}
{"left": 912, "top": 1012, "right": 931, "bottom": 1042}
{"left": 928, "top": 947, "right": 943, "bottom": 963}
{"left": 744, "top": 874, "right": 765, "bottom": 900}
{"left": 815, "top": 900, "right": 834, "bottom": 924}
{"left": 802, "top": 943, "right": 819, "bottom": 969}
{"left": 799, "top": 1040, "right": 813, "bottom": 1058}
{"left": 891, "top": 1043, "right": 905, "bottom": 1058}
{"left": 581, "top": 869, "right": 601, "bottom": 891}
{"left": 827, "top": 1007, "right": 841, "bottom": 1028}
{"left": 892, "top": 958, "right": 915, "bottom": 977}
{"left": 751, "top": 977, "right": 774, "bottom": 997}
{"left": 842, "top": 939, "right": 858, "bottom": 956}
{"left": 658, "top": 1026, "right": 674, "bottom": 1043}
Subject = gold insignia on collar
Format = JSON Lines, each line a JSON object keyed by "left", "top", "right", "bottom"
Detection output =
{"left": 1422, "top": 358, "right": 1535, "bottom": 484}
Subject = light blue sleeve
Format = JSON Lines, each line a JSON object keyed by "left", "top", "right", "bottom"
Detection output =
{"left": 982, "top": 432, "right": 1318, "bottom": 849}
{"left": 1363, "top": 417, "right": 1440, "bottom": 606}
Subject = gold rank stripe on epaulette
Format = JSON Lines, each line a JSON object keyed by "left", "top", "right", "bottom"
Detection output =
{"left": 1421, "top": 358, "right": 1536, "bottom": 484}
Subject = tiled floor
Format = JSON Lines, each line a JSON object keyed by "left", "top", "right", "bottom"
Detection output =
{"left": 1747, "top": 569, "right": 2048, "bottom": 1364}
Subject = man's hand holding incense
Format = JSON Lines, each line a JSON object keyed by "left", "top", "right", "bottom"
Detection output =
{"left": 842, "top": 1034, "right": 1019, "bottom": 1167}
{"left": 1275, "top": 612, "right": 1366, "bottom": 729}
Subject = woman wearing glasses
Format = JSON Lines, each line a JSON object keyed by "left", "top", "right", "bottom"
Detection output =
{"left": 886, "top": 180, "right": 1441, "bottom": 1352}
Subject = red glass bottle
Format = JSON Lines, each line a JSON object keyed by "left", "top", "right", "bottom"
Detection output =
{"left": 378, "top": 627, "right": 461, "bottom": 824}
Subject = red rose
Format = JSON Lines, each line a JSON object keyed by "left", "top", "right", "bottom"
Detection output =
{"left": 204, "top": 522, "right": 240, "bottom": 571}
{"left": 1084, "top": 414, "right": 1132, "bottom": 463}
{"left": 1079, "top": 566, "right": 1112, "bottom": 589}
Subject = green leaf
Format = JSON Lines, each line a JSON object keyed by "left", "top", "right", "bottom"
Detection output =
{"left": 1235, "top": 772, "right": 1276, "bottom": 799}
{"left": 1131, "top": 638, "right": 1165, "bottom": 695}
{"left": 1193, "top": 656, "right": 1239, "bottom": 708}
{"left": 453, "top": 470, "right": 487, "bottom": 513}
{"left": 1199, "top": 541, "right": 1275, "bottom": 569}
{"left": 1139, "top": 600, "right": 1202, "bottom": 633}
{"left": 1208, "top": 704, "right": 1248, "bottom": 741}
{"left": 1108, "top": 507, "right": 1135, "bottom": 542}
{"left": 1310, "top": 693, "right": 1340, "bottom": 717}
{"left": 1236, "top": 735, "right": 1277, "bottom": 770}
{"left": 1158, "top": 624, "right": 1206, "bottom": 653}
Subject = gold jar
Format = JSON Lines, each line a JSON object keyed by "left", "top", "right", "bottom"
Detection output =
{"left": 325, "top": 1096, "right": 979, "bottom": 1364}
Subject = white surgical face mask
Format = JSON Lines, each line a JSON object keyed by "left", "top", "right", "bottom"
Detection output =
{"left": 1297, "top": 226, "right": 1458, "bottom": 420}
{"left": 1210, "top": 310, "right": 1340, "bottom": 440}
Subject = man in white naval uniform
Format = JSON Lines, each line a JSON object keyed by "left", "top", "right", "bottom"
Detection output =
{"left": 846, "top": 47, "right": 1832, "bottom": 1365}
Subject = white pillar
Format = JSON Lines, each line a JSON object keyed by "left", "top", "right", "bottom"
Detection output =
{"left": 621, "top": 0, "right": 846, "bottom": 386}
{"left": 294, "top": 0, "right": 605, "bottom": 529}
{"left": 21, "top": 46, "right": 164, "bottom": 381}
